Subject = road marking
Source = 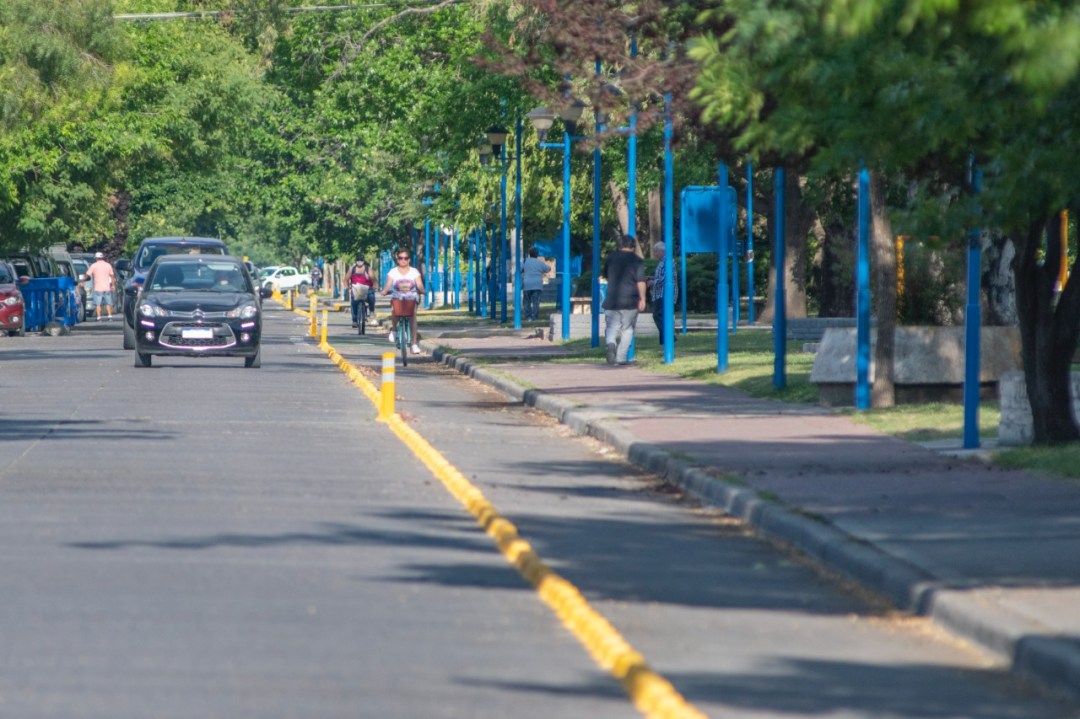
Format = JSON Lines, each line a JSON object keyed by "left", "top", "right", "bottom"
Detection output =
{"left": 318, "top": 336, "right": 708, "bottom": 719}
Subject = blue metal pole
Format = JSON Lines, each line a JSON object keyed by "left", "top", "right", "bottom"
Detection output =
{"left": 479, "top": 225, "right": 487, "bottom": 317}
{"left": 717, "top": 163, "right": 730, "bottom": 372}
{"left": 467, "top": 230, "right": 474, "bottom": 314}
{"left": 424, "top": 217, "right": 432, "bottom": 309}
{"left": 443, "top": 226, "right": 450, "bottom": 307}
{"left": 963, "top": 161, "right": 983, "bottom": 449}
{"left": 730, "top": 187, "right": 740, "bottom": 333}
{"left": 773, "top": 168, "right": 787, "bottom": 389}
{"left": 856, "top": 167, "right": 872, "bottom": 410}
{"left": 590, "top": 62, "right": 604, "bottom": 345}
{"left": 453, "top": 227, "right": 460, "bottom": 310}
{"left": 561, "top": 129, "right": 572, "bottom": 341}
{"left": 500, "top": 143, "right": 508, "bottom": 324}
{"left": 747, "top": 162, "right": 756, "bottom": 325}
{"left": 513, "top": 114, "right": 523, "bottom": 329}
{"left": 662, "top": 94, "right": 676, "bottom": 364}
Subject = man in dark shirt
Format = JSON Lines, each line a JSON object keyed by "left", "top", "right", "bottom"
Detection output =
{"left": 601, "top": 233, "right": 646, "bottom": 365}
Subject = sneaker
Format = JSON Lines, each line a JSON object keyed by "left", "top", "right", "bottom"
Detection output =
{"left": 411, "top": 344, "right": 421, "bottom": 354}
{"left": 351, "top": 322, "right": 358, "bottom": 328}
{"left": 605, "top": 343, "right": 617, "bottom": 365}
{"left": 388, "top": 330, "right": 395, "bottom": 343}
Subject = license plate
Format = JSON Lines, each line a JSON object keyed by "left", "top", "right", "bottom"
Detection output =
{"left": 182, "top": 327, "right": 213, "bottom": 340}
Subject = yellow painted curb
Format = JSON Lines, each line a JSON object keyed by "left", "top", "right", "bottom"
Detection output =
{"left": 317, "top": 336, "right": 708, "bottom": 719}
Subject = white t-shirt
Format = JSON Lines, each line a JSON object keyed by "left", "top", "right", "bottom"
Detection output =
{"left": 386, "top": 266, "right": 422, "bottom": 300}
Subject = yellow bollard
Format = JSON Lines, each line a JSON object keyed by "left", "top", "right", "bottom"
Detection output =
{"left": 320, "top": 309, "right": 328, "bottom": 345}
{"left": 285, "top": 290, "right": 293, "bottom": 310}
{"left": 378, "top": 351, "right": 395, "bottom": 421}
{"left": 309, "top": 296, "right": 318, "bottom": 336}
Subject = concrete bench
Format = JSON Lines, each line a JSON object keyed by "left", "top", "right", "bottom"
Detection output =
{"left": 810, "top": 325, "right": 1021, "bottom": 406}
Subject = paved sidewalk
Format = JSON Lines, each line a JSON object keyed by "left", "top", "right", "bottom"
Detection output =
{"left": 417, "top": 328, "right": 1080, "bottom": 703}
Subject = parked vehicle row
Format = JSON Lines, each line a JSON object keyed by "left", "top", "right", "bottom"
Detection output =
{"left": 0, "top": 260, "right": 26, "bottom": 336}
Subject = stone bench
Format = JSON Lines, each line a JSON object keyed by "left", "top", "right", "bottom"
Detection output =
{"left": 810, "top": 325, "right": 1021, "bottom": 406}
{"left": 998, "top": 370, "right": 1080, "bottom": 446}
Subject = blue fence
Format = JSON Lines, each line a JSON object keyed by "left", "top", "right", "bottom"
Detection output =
{"left": 22, "top": 277, "right": 79, "bottom": 332}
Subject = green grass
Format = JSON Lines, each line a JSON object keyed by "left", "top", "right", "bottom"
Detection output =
{"left": 993, "top": 445, "right": 1080, "bottom": 479}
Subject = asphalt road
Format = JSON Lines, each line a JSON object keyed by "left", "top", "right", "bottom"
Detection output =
{"left": 0, "top": 308, "right": 1073, "bottom": 718}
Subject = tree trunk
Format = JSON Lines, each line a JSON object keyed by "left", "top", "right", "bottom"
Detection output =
{"left": 107, "top": 190, "right": 131, "bottom": 259}
{"left": 760, "top": 172, "right": 810, "bottom": 322}
{"left": 608, "top": 181, "right": 629, "bottom": 237}
{"left": 983, "top": 229, "right": 1018, "bottom": 326}
{"left": 869, "top": 172, "right": 897, "bottom": 408}
{"left": 1014, "top": 216, "right": 1080, "bottom": 444}
{"left": 647, "top": 188, "right": 662, "bottom": 247}
{"left": 816, "top": 217, "right": 856, "bottom": 317}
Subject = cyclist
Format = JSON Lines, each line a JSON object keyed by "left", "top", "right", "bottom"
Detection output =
{"left": 348, "top": 257, "right": 376, "bottom": 328}
{"left": 381, "top": 249, "right": 423, "bottom": 354}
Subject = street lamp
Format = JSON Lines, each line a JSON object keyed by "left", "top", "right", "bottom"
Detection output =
{"left": 486, "top": 125, "right": 510, "bottom": 324}
{"left": 529, "top": 98, "right": 584, "bottom": 342}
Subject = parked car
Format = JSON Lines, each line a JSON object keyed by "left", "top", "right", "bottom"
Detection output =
{"left": 0, "top": 260, "right": 26, "bottom": 336}
{"left": 71, "top": 257, "right": 93, "bottom": 314}
{"left": 1, "top": 248, "right": 59, "bottom": 280}
{"left": 132, "top": 255, "right": 261, "bottom": 368}
{"left": 119, "top": 237, "right": 228, "bottom": 349}
{"left": 259, "top": 266, "right": 310, "bottom": 295}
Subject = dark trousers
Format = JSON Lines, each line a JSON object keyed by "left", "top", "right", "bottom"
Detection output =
{"left": 652, "top": 301, "right": 672, "bottom": 343}
{"left": 524, "top": 289, "right": 542, "bottom": 320}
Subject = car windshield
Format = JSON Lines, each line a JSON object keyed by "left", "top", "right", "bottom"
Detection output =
{"left": 136, "top": 243, "right": 226, "bottom": 271}
{"left": 0, "top": 264, "right": 13, "bottom": 283}
{"left": 148, "top": 261, "right": 251, "bottom": 293}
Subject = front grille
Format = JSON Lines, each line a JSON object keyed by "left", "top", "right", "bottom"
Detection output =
{"left": 158, "top": 321, "right": 236, "bottom": 350}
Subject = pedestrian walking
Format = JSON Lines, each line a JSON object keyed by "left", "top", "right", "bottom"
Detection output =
{"left": 85, "top": 251, "right": 115, "bottom": 321}
{"left": 521, "top": 248, "right": 551, "bottom": 321}
{"left": 310, "top": 264, "right": 322, "bottom": 291}
{"left": 601, "top": 234, "right": 646, "bottom": 365}
{"left": 647, "top": 242, "right": 678, "bottom": 344}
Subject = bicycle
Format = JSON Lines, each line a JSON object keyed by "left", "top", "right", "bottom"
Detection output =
{"left": 391, "top": 298, "right": 417, "bottom": 367}
{"left": 351, "top": 284, "right": 370, "bottom": 335}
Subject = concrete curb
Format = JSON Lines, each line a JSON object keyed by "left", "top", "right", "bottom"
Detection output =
{"left": 427, "top": 342, "right": 1080, "bottom": 702}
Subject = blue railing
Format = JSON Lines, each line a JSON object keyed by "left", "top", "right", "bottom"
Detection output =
{"left": 22, "top": 277, "right": 79, "bottom": 332}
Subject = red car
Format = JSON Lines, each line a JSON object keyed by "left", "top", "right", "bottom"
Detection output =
{"left": 0, "top": 261, "right": 26, "bottom": 336}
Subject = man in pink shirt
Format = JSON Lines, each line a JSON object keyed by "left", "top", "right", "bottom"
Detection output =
{"left": 85, "top": 252, "right": 115, "bottom": 321}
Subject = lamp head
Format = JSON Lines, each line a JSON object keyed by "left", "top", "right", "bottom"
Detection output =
{"left": 485, "top": 125, "right": 509, "bottom": 152}
{"left": 527, "top": 106, "right": 555, "bottom": 144}
{"left": 476, "top": 136, "right": 493, "bottom": 167}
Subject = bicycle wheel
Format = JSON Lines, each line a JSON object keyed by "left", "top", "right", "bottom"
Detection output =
{"left": 357, "top": 301, "right": 366, "bottom": 335}
{"left": 399, "top": 317, "right": 409, "bottom": 367}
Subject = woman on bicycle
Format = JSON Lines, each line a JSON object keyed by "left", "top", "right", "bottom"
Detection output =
{"left": 348, "top": 258, "right": 375, "bottom": 328}
{"left": 381, "top": 249, "right": 424, "bottom": 354}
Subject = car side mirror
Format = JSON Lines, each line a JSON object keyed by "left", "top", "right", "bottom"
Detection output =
{"left": 115, "top": 259, "right": 131, "bottom": 273}
{"left": 78, "top": 273, "right": 88, "bottom": 282}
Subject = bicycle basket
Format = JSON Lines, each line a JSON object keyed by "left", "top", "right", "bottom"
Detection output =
{"left": 391, "top": 298, "right": 417, "bottom": 317}
{"left": 350, "top": 284, "right": 370, "bottom": 301}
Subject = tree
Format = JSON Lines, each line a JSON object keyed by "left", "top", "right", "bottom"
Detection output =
{"left": 691, "top": 0, "right": 1080, "bottom": 441}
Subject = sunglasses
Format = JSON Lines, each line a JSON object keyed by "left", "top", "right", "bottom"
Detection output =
{"left": 396, "top": 256, "right": 410, "bottom": 261}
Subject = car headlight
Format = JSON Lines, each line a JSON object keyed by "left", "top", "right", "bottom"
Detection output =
{"left": 226, "top": 303, "right": 259, "bottom": 319}
{"left": 1, "top": 296, "right": 19, "bottom": 306}
{"left": 138, "top": 302, "right": 168, "bottom": 317}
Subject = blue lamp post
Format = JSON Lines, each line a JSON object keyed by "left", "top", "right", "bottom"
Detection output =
{"left": 529, "top": 100, "right": 585, "bottom": 342}
{"left": 485, "top": 126, "right": 511, "bottom": 325}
